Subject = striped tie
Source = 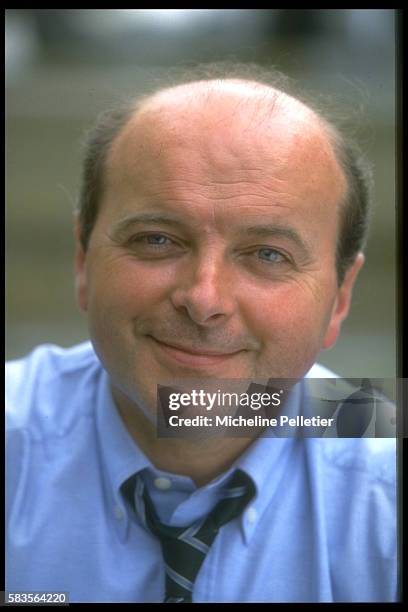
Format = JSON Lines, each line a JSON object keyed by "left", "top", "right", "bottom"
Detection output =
{"left": 123, "top": 469, "right": 256, "bottom": 603}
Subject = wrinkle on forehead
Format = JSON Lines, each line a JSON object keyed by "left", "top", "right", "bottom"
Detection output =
{"left": 105, "top": 79, "right": 347, "bottom": 215}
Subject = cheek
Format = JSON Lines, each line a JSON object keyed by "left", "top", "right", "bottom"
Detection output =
{"left": 240, "top": 283, "right": 332, "bottom": 346}
{"left": 88, "top": 259, "right": 177, "bottom": 316}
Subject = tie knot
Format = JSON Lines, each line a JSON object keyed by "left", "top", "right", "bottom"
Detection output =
{"left": 122, "top": 469, "right": 256, "bottom": 603}
{"left": 139, "top": 469, "right": 255, "bottom": 535}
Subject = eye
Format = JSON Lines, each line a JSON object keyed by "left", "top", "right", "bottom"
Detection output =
{"left": 127, "top": 232, "right": 176, "bottom": 249}
{"left": 257, "top": 247, "right": 287, "bottom": 263}
{"left": 124, "top": 231, "right": 185, "bottom": 260}
{"left": 145, "top": 233, "right": 173, "bottom": 247}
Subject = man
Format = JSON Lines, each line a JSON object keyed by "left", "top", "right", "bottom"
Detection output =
{"left": 6, "top": 67, "right": 397, "bottom": 603}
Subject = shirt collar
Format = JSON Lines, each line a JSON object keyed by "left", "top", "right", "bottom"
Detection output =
{"left": 96, "top": 366, "right": 304, "bottom": 545}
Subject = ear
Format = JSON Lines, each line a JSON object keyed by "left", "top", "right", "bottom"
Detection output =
{"left": 74, "top": 215, "right": 88, "bottom": 312}
{"left": 322, "top": 252, "right": 365, "bottom": 350}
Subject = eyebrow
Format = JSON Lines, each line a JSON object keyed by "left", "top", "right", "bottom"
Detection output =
{"left": 110, "top": 213, "right": 188, "bottom": 237}
{"left": 110, "top": 213, "right": 312, "bottom": 257}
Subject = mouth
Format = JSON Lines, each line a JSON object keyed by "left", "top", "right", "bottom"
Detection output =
{"left": 147, "top": 335, "right": 245, "bottom": 368}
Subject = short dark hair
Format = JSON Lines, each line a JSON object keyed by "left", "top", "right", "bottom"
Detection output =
{"left": 76, "top": 62, "right": 373, "bottom": 286}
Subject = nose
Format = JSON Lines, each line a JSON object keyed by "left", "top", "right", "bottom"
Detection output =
{"left": 170, "top": 255, "right": 235, "bottom": 326}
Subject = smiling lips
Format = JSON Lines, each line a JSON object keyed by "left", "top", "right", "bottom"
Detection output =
{"left": 148, "top": 335, "right": 245, "bottom": 367}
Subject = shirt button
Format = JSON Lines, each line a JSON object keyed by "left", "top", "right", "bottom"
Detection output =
{"left": 246, "top": 507, "right": 257, "bottom": 524}
{"left": 154, "top": 477, "right": 172, "bottom": 490}
{"left": 114, "top": 505, "right": 124, "bottom": 520}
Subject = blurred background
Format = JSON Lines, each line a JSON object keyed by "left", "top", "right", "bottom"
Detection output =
{"left": 6, "top": 9, "right": 397, "bottom": 377}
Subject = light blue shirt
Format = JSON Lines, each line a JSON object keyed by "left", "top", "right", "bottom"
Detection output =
{"left": 6, "top": 342, "right": 398, "bottom": 603}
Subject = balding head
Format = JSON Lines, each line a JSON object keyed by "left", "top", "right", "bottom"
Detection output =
{"left": 77, "top": 70, "right": 372, "bottom": 285}
{"left": 110, "top": 78, "right": 336, "bottom": 167}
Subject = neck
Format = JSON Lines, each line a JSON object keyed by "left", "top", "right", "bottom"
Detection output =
{"left": 111, "top": 385, "right": 258, "bottom": 488}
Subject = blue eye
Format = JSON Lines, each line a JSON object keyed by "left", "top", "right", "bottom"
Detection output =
{"left": 257, "top": 248, "right": 286, "bottom": 263}
{"left": 146, "top": 234, "right": 172, "bottom": 246}
{"left": 126, "top": 232, "right": 185, "bottom": 259}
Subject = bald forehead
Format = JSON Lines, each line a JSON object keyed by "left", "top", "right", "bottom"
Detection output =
{"left": 122, "top": 79, "right": 320, "bottom": 144}
{"left": 111, "top": 80, "right": 334, "bottom": 168}
{"left": 106, "top": 79, "right": 345, "bottom": 197}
